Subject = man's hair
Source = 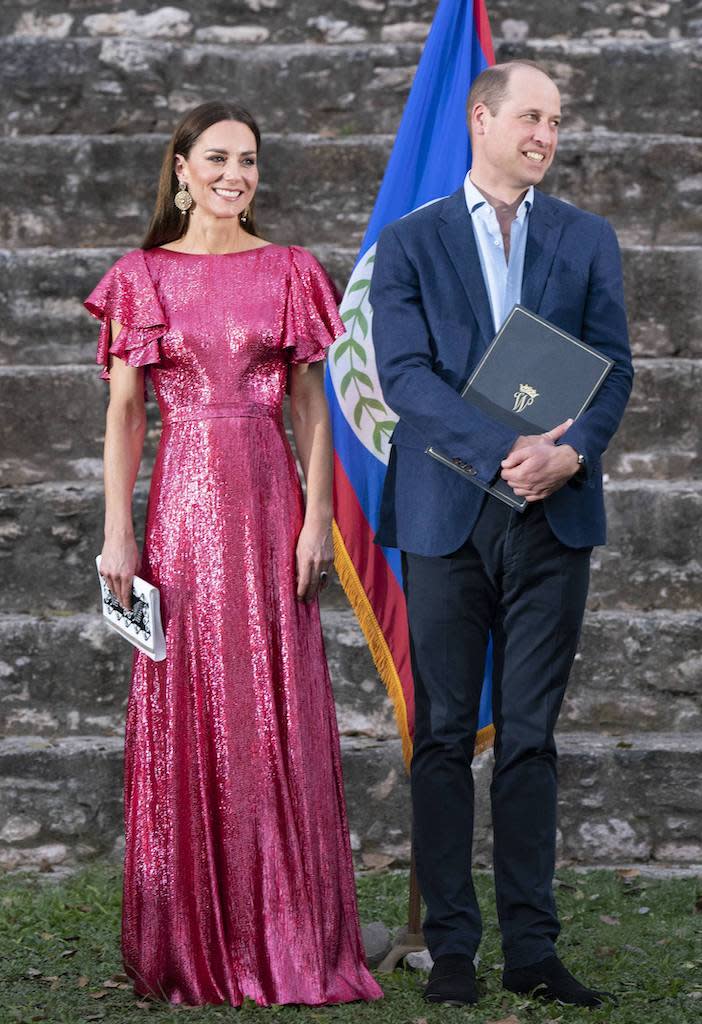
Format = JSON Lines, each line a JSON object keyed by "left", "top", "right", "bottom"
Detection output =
{"left": 466, "top": 60, "right": 555, "bottom": 136}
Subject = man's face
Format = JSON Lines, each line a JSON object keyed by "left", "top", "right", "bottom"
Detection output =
{"left": 473, "top": 67, "right": 561, "bottom": 190}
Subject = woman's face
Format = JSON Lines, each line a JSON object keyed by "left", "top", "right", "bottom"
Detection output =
{"left": 175, "top": 119, "right": 259, "bottom": 222}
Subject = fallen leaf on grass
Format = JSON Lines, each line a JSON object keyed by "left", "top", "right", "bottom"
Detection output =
{"left": 89, "top": 990, "right": 109, "bottom": 999}
{"left": 26, "top": 968, "right": 42, "bottom": 977}
{"left": 596, "top": 946, "right": 617, "bottom": 958}
{"left": 60, "top": 948, "right": 77, "bottom": 958}
{"left": 618, "top": 864, "right": 642, "bottom": 880}
{"left": 600, "top": 915, "right": 621, "bottom": 926}
{"left": 85, "top": 1014, "right": 106, "bottom": 1022}
{"left": 100, "top": 972, "right": 131, "bottom": 989}
{"left": 413, "top": 1018, "right": 429, "bottom": 1024}
{"left": 77, "top": 975, "right": 89, "bottom": 987}
{"left": 487, "top": 1016, "right": 520, "bottom": 1024}
{"left": 135, "top": 1000, "right": 153, "bottom": 1009}
{"left": 638, "top": 906, "right": 651, "bottom": 914}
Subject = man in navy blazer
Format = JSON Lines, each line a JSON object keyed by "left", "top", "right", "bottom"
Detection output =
{"left": 370, "top": 60, "right": 633, "bottom": 1007}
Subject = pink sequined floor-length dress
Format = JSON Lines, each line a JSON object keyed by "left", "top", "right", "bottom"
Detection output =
{"left": 85, "top": 245, "right": 383, "bottom": 1008}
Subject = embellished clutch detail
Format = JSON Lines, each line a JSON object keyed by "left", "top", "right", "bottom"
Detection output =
{"left": 95, "top": 556, "right": 166, "bottom": 661}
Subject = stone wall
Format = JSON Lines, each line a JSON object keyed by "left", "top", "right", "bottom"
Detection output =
{"left": 1, "top": 0, "right": 701, "bottom": 872}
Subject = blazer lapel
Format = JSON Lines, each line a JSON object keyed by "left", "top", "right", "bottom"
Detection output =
{"left": 437, "top": 188, "right": 494, "bottom": 349}
{"left": 521, "top": 191, "right": 563, "bottom": 313}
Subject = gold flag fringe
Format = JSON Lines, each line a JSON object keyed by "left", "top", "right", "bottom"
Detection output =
{"left": 332, "top": 520, "right": 495, "bottom": 771}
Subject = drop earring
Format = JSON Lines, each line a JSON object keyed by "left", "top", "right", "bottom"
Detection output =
{"left": 174, "top": 181, "right": 192, "bottom": 213}
{"left": 240, "top": 206, "right": 250, "bottom": 224}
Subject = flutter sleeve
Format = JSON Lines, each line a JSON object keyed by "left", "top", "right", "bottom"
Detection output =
{"left": 283, "top": 245, "right": 346, "bottom": 364}
{"left": 84, "top": 249, "right": 167, "bottom": 381}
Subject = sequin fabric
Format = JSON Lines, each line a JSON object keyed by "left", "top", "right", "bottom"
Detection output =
{"left": 85, "top": 246, "right": 383, "bottom": 1007}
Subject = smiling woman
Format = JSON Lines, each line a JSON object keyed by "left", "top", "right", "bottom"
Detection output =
{"left": 142, "top": 101, "right": 263, "bottom": 250}
{"left": 84, "top": 101, "right": 382, "bottom": 1009}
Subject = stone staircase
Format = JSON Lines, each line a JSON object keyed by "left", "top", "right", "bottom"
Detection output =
{"left": 1, "top": 0, "right": 700, "bottom": 872}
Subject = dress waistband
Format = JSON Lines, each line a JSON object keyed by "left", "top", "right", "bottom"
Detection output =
{"left": 163, "top": 402, "right": 282, "bottom": 426}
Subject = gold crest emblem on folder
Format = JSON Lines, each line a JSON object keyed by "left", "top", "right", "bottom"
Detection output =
{"left": 512, "top": 383, "right": 539, "bottom": 414}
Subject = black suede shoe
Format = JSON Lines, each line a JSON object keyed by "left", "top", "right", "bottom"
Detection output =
{"left": 503, "top": 954, "right": 616, "bottom": 1008}
{"left": 423, "top": 954, "right": 478, "bottom": 1006}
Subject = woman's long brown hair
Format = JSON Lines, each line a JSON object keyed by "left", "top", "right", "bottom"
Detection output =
{"left": 142, "top": 101, "right": 262, "bottom": 250}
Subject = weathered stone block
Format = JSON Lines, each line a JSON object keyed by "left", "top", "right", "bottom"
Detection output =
{"left": 0, "top": 134, "right": 388, "bottom": 251}
{"left": 0, "top": 367, "right": 106, "bottom": 486}
{"left": 0, "top": 366, "right": 159, "bottom": 486}
{"left": 556, "top": 733, "right": 702, "bottom": 864}
{"left": 0, "top": 736, "right": 124, "bottom": 866}
{"left": 0, "top": 602, "right": 397, "bottom": 742}
{"left": 2, "top": 731, "right": 698, "bottom": 871}
{"left": 564, "top": 611, "right": 702, "bottom": 733}
{"left": 4, "top": 0, "right": 696, "bottom": 43}
{"left": 0, "top": 614, "right": 130, "bottom": 737}
{"left": 4, "top": 604, "right": 697, "bottom": 744}
{"left": 4, "top": 356, "right": 697, "bottom": 484}
{"left": 1, "top": 38, "right": 420, "bottom": 137}
{"left": 0, "top": 482, "right": 145, "bottom": 615}
{"left": 0, "top": 247, "right": 124, "bottom": 366}
{"left": 494, "top": 39, "right": 701, "bottom": 136}
{"left": 2, "top": 480, "right": 699, "bottom": 614}
{"left": 590, "top": 481, "right": 702, "bottom": 611}
{"left": 623, "top": 246, "right": 702, "bottom": 358}
{"left": 606, "top": 359, "right": 702, "bottom": 481}
{"left": 2, "top": 246, "right": 700, "bottom": 367}
{"left": 3, "top": 37, "right": 699, "bottom": 138}
{"left": 1, "top": 134, "right": 700, "bottom": 249}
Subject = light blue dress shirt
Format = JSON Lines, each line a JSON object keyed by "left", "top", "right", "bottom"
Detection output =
{"left": 463, "top": 172, "right": 533, "bottom": 331}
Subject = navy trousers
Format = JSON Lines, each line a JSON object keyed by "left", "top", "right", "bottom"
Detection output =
{"left": 402, "top": 495, "right": 591, "bottom": 968}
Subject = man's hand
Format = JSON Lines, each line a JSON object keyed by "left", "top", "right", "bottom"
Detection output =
{"left": 500, "top": 418, "right": 579, "bottom": 502}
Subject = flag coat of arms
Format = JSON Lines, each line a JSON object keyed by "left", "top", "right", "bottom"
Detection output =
{"left": 326, "top": 0, "right": 496, "bottom": 767}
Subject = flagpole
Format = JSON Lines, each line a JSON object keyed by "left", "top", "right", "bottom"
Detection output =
{"left": 377, "top": 840, "right": 426, "bottom": 972}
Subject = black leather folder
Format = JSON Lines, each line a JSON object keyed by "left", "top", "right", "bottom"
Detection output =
{"left": 426, "top": 304, "right": 614, "bottom": 510}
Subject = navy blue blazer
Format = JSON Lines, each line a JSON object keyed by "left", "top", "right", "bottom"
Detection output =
{"left": 370, "top": 187, "right": 634, "bottom": 554}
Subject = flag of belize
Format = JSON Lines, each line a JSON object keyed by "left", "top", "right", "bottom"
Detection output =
{"left": 326, "top": 1, "right": 496, "bottom": 767}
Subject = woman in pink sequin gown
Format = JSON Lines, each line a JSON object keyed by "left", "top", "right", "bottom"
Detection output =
{"left": 85, "top": 102, "right": 382, "bottom": 1008}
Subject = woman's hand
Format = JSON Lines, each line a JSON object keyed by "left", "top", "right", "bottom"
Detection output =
{"left": 100, "top": 534, "right": 140, "bottom": 610}
{"left": 295, "top": 518, "right": 333, "bottom": 602}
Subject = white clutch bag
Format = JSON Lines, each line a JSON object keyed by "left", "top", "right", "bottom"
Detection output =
{"left": 95, "top": 555, "right": 166, "bottom": 661}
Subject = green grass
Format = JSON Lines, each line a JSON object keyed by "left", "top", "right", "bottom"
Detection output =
{"left": 0, "top": 865, "right": 700, "bottom": 1023}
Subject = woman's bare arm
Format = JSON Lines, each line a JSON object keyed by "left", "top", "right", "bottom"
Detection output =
{"left": 99, "top": 320, "right": 147, "bottom": 609}
{"left": 289, "top": 360, "right": 333, "bottom": 602}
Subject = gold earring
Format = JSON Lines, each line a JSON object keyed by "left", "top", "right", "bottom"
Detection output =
{"left": 174, "top": 181, "right": 192, "bottom": 213}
